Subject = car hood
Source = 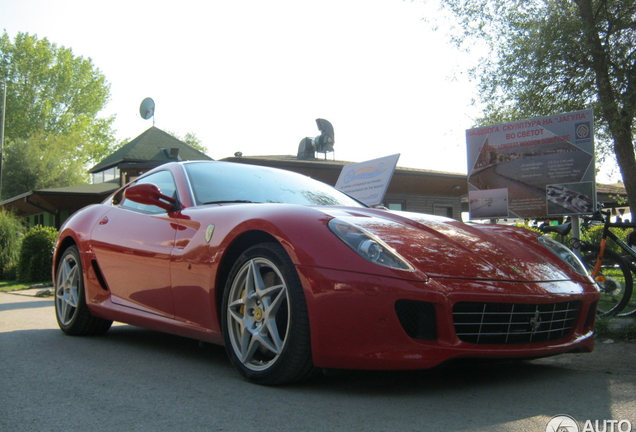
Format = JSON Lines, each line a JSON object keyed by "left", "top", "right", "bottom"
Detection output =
{"left": 322, "top": 208, "right": 577, "bottom": 282}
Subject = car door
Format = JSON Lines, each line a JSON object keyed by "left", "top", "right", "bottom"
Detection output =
{"left": 169, "top": 208, "right": 222, "bottom": 331}
{"left": 90, "top": 170, "right": 179, "bottom": 318}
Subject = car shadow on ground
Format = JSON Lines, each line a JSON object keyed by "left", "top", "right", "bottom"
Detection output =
{"left": 101, "top": 324, "right": 617, "bottom": 394}
{"left": 3, "top": 324, "right": 630, "bottom": 432}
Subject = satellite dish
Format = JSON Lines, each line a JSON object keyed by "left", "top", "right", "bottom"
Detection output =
{"left": 139, "top": 97, "right": 155, "bottom": 120}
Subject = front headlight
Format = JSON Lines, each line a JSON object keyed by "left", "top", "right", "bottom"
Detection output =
{"left": 328, "top": 218, "right": 413, "bottom": 271}
{"left": 538, "top": 235, "right": 588, "bottom": 275}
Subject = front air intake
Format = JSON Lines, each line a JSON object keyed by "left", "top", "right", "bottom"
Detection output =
{"left": 395, "top": 300, "right": 437, "bottom": 341}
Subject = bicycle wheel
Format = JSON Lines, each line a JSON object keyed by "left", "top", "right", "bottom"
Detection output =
{"left": 618, "top": 259, "right": 636, "bottom": 317}
{"left": 581, "top": 246, "right": 633, "bottom": 316}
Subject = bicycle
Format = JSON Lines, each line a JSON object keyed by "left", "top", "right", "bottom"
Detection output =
{"left": 540, "top": 209, "right": 636, "bottom": 317}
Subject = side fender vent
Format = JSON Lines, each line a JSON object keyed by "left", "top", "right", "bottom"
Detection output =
{"left": 91, "top": 260, "right": 110, "bottom": 292}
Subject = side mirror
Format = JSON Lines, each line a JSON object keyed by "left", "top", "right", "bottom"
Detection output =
{"left": 124, "top": 183, "right": 177, "bottom": 212}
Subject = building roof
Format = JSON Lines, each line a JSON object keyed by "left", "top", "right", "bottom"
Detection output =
{"left": 223, "top": 154, "right": 630, "bottom": 206}
{"left": 596, "top": 182, "right": 629, "bottom": 207}
{"left": 1, "top": 127, "right": 214, "bottom": 223}
{"left": 0, "top": 180, "right": 120, "bottom": 217}
{"left": 221, "top": 154, "right": 469, "bottom": 197}
{"left": 596, "top": 182, "right": 628, "bottom": 196}
{"left": 225, "top": 154, "right": 466, "bottom": 177}
{"left": 89, "top": 126, "right": 212, "bottom": 173}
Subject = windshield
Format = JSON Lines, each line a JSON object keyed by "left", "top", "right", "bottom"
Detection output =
{"left": 184, "top": 161, "right": 364, "bottom": 207}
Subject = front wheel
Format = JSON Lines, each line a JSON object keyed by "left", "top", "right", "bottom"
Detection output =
{"left": 222, "top": 242, "right": 315, "bottom": 385}
{"left": 55, "top": 246, "right": 112, "bottom": 335}
{"left": 581, "top": 246, "right": 633, "bottom": 316}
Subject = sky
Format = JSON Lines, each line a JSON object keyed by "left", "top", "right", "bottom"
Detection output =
{"left": 1, "top": 0, "right": 484, "bottom": 175}
{"left": 1, "top": 0, "right": 621, "bottom": 182}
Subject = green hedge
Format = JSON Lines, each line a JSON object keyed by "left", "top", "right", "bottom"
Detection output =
{"left": 0, "top": 210, "right": 25, "bottom": 280}
{"left": 17, "top": 225, "right": 58, "bottom": 283}
{"left": 581, "top": 224, "right": 631, "bottom": 255}
{"left": 522, "top": 220, "right": 633, "bottom": 256}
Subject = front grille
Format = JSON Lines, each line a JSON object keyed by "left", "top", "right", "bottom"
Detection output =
{"left": 453, "top": 301, "right": 580, "bottom": 344}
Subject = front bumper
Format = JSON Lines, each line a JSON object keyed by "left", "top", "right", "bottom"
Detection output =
{"left": 297, "top": 266, "right": 598, "bottom": 370}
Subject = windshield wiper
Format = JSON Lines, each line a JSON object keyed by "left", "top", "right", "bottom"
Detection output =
{"left": 202, "top": 200, "right": 257, "bottom": 205}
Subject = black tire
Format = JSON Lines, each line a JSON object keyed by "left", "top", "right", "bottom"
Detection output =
{"left": 617, "top": 259, "right": 636, "bottom": 317}
{"left": 581, "top": 246, "right": 633, "bottom": 316}
{"left": 55, "top": 246, "right": 112, "bottom": 335}
{"left": 221, "top": 242, "right": 315, "bottom": 385}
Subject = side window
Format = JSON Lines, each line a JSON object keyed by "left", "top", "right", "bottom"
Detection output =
{"left": 120, "top": 170, "right": 177, "bottom": 214}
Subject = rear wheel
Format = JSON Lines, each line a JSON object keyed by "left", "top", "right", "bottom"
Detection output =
{"left": 55, "top": 246, "right": 112, "bottom": 335}
{"left": 581, "top": 246, "right": 633, "bottom": 316}
{"left": 222, "top": 242, "right": 315, "bottom": 385}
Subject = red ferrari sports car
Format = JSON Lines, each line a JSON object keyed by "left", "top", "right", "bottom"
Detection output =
{"left": 54, "top": 160, "right": 599, "bottom": 385}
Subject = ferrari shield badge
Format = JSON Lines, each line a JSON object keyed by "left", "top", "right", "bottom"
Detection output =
{"left": 509, "top": 265, "right": 523, "bottom": 275}
{"left": 205, "top": 225, "right": 215, "bottom": 243}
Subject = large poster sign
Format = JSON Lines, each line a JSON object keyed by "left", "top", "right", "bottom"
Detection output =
{"left": 335, "top": 154, "right": 400, "bottom": 206}
{"left": 466, "top": 110, "right": 595, "bottom": 219}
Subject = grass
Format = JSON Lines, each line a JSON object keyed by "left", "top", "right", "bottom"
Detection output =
{"left": 0, "top": 280, "right": 53, "bottom": 292}
{"left": 594, "top": 315, "right": 636, "bottom": 341}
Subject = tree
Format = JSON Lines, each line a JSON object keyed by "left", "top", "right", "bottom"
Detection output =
{"left": 0, "top": 31, "right": 116, "bottom": 199}
{"left": 168, "top": 130, "right": 208, "bottom": 154}
{"left": 3, "top": 131, "right": 90, "bottom": 194}
{"left": 434, "top": 0, "right": 636, "bottom": 215}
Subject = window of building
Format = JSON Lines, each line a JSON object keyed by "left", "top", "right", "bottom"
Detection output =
{"left": 103, "top": 167, "right": 119, "bottom": 182}
{"left": 385, "top": 200, "right": 405, "bottom": 211}
{"left": 433, "top": 205, "right": 454, "bottom": 218}
{"left": 30, "top": 213, "right": 45, "bottom": 227}
{"left": 92, "top": 167, "right": 120, "bottom": 184}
